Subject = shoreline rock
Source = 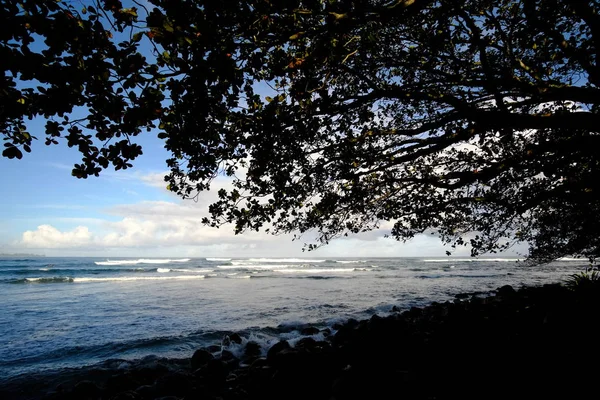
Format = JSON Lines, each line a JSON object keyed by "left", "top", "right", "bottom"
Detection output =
{"left": 2, "top": 282, "right": 598, "bottom": 399}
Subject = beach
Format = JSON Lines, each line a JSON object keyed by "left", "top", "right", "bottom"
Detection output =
{"left": 0, "top": 257, "right": 594, "bottom": 399}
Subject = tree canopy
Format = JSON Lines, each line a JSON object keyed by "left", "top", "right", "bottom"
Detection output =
{"left": 2, "top": 0, "right": 599, "bottom": 262}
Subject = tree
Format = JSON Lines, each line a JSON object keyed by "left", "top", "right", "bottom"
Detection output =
{"left": 2, "top": 0, "right": 599, "bottom": 262}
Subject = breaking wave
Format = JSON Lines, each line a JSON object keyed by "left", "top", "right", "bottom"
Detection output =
{"left": 243, "top": 258, "right": 326, "bottom": 263}
{"left": 74, "top": 275, "right": 205, "bottom": 282}
{"left": 422, "top": 258, "right": 521, "bottom": 263}
{"left": 94, "top": 258, "right": 191, "bottom": 266}
{"left": 9, "top": 277, "right": 74, "bottom": 284}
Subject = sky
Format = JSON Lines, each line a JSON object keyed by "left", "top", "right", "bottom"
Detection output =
{"left": 0, "top": 1, "right": 526, "bottom": 259}
{"left": 0, "top": 121, "right": 529, "bottom": 258}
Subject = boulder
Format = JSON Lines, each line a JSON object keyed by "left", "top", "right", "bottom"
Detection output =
{"left": 244, "top": 341, "right": 262, "bottom": 359}
{"left": 134, "top": 384, "right": 157, "bottom": 399}
{"left": 154, "top": 372, "right": 192, "bottom": 398}
{"left": 300, "top": 326, "right": 320, "bottom": 335}
{"left": 195, "top": 359, "right": 229, "bottom": 383}
{"left": 206, "top": 344, "right": 221, "bottom": 353}
{"left": 295, "top": 337, "right": 317, "bottom": 351}
{"left": 72, "top": 380, "right": 102, "bottom": 399}
{"left": 190, "top": 349, "right": 214, "bottom": 370}
{"left": 105, "top": 374, "right": 140, "bottom": 396}
{"left": 220, "top": 349, "right": 238, "bottom": 362}
{"left": 222, "top": 335, "right": 231, "bottom": 347}
{"left": 229, "top": 332, "right": 243, "bottom": 344}
{"left": 344, "top": 318, "right": 359, "bottom": 329}
{"left": 129, "top": 364, "right": 169, "bottom": 385}
{"left": 250, "top": 357, "right": 269, "bottom": 369}
{"left": 497, "top": 285, "right": 517, "bottom": 297}
{"left": 266, "top": 340, "right": 290, "bottom": 363}
{"left": 110, "top": 390, "right": 141, "bottom": 400}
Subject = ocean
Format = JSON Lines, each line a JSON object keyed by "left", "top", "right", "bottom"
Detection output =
{"left": 0, "top": 256, "right": 589, "bottom": 381}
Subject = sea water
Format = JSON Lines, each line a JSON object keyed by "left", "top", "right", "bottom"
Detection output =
{"left": 0, "top": 256, "right": 589, "bottom": 380}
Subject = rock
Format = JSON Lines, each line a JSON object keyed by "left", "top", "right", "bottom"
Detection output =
{"left": 129, "top": 364, "right": 169, "bottom": 385}
{"left": 105, "top": 374, "right": 140, "bottom": 396}
{"left": 408, "top": 306, "right": 423, "bottom": 318}
{"left": 206, "top": 344, "right": 221, "bottom": 353}
{"left": 250, "top": 357, "right": 269, "bottom": 369}
{"left": 110, "top": 390, "right": 141, "bottom": 399}
{"left": 391, "top": 305, "right": 401, "bottom": 312}
{"left": 295, "top": 337, "right": 317, "bottom": 351}
{"left": 497, "top": 285, "right": 516, "bottom": 297}
{"left": 229, "top": 332, "right": 243, "bottom": 344}
{"left": 220, "top": 349, "right": 237, "bottom": 362}
{"left": 191, "top": 349, "right": 214, "bottom": 370}
{"left": 268, "top": 348, "right": 314, "bottom": 371}
{"left": 345, "top": 318, "right": 359, "bottom": 329}
{"left": 72, "top": 380, "right": 102, "bottom": 399}
{"left": 368, "top": 314, "right": 385, "bottom": 331}
{"left": 244, "top": 341, "right": 262, "bottom": 358}
{"left": 300, "top": 326, "right": 320, "bottom": 335}
{"left": 266, "top": 340, "right": 290, "bottom": 363}
{"left": 314, "top": 340, "right": 332, "bottom": 351}
{"left": 203, "top": 359, "right": 229, "bottom": 382}
{"left": 332, "top": 324, "right": 357, "bottom": 346}
{"left": 222, "top": 335, "right": 231, "bottom": 347}
{"left": 134, "top": 384, "right": 157, "bottom": 399}
{"left": 155, "top": 372, "right": 192, "bottom": 398}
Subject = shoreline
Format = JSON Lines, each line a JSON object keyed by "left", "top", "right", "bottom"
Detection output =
{"left": 2, "top": 280, "right": 598, "bottom": 399}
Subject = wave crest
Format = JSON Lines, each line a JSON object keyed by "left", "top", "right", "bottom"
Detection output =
{"left": 95, "top": 258, "right": 191, "bottom": 266}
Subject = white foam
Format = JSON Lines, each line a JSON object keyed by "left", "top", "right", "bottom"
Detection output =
{"left": 142, "top": 258, "right": 191, "bottom": 264}
{"left": 276, "top": 268, "right": 356, "bottom": 274}
{"left": 73, "top": 275, "right": 205, "bottom": 282}
{"left": 422, "top": 258, "right": 520, "bottom": 262}
{"left": 206, "top": 257, "right": 231, "bottom": 261}
{"left": 157, "top": 268, "right": 171, "bottom": 273}
{"left": 241, "top": 258, "right": 326, "bottom": 263}
{"left": 39, "top": 268, "right": 50, "bottom": 271}
{"left": 94, "top": 258, "right": 191, "bottom": 266}
{"left": 227, "top": 275, "right": 251, "bottom": 279}
{"left": 336, "top": 260, "right": 366, "bottom": 264}
{"left": 175, "top": 268, "right": 207, "bottom": 272}
{"left": 218, "top": 264, "right": 293, "bottom": 270}
{"left": 24, "top": 277, "right": 73, "bottom": 283}
{"left": 95, "top": 260, "right": 139, "bottom": 266}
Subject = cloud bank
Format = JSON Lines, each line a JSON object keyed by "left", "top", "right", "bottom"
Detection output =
{"left": 13, "top": 171, "right": 506, "bottom": 257}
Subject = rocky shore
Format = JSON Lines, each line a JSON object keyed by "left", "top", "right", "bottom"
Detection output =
{"left": 2, "top": 282, "right": 598, "bottom": 400}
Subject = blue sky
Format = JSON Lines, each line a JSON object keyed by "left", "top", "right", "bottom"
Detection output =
{"left": 0, "top": 124, "right": 528, "bottom": 258}
{"left": 0, "top": 120, "right": 491, "bottom": 257}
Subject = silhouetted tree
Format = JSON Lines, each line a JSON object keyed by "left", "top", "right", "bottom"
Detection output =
{"left": 2, "top": 0, "right": 599, "bottom": 261}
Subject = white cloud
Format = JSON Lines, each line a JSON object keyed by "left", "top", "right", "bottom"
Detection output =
{"left": 21, "top": 225, "right": 93, "bottom": 248}
{"left": 139, "top": 171, "right": 169, "bottom": 189}
{"left": 14, "top": 171, "right": 524, "bottom": 257}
